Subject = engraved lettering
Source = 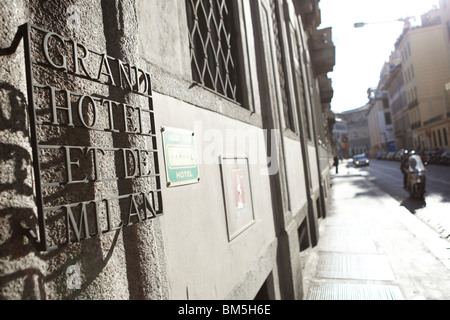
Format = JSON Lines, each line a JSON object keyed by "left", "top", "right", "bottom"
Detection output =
{"left": 118, "top": 60, "right": 133, "bottom": 91}
{"left": 85, "top": 147, "right": 105, "bottom": 180}
{"left": 63, "top": 146, "right": 88, "bottom": 184}
{"left": 137, "top": 149, "right": 151, "bottom": 176}
{"left": 43, "top": 32, "right": 67, "bottom": 70}
{"left": 65, "top": 202, "right": 90, "bottom": 243}
{"left": 103, "top": 99, "right": 120, "bottom": 133}
{"left": 103, "top": 197, "right": 117, "bottom": 233}
{"left": 77, "top": 94, "right": 98, "bottom": 129}
{"left": 127, "top": 194, "right": 142, "bottom": 225}
{"left": 123, "top": 104, "right": 138, "bottom": 133}
{"left": 24, "top": 25, "right": 161, "bottom": 250}
{"left": 135, "top": 67, "right": 150, "bottom": 95}
{"left": 142, "top": 191, "right": 156, "bottom": 219}
{"left": 97, "top": 53, "right": 115, "bottom": 85}
{"left": 72, "top": 41, "right": 93, "bottom": 79}
{"left": 50, "top": 86, "right": 74, "bottom": 127}
{"left": 39, "top": 28, "right": 152, "bottom": 96}
{"left": 123, "top": 148, "right": 138, "bottom": 178}
{"left": 58, "top": 192, "right": 159, "bottom": 244}
{"left": 92, "top": 199, "right": 103, "bottom": 236}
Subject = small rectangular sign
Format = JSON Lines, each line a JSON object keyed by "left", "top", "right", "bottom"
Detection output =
{"left": 161, "top": 126, "right": 199, "bottom": 187}
{"left": 219, "top": 156, "right": 255, "bottom": 241}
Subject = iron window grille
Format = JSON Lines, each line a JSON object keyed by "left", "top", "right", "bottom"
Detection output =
{"left": 185, "top": 0, "right": 243, "bottom": 104}
{"left": 271, "top": 0, "right": 297, "bottom": 132}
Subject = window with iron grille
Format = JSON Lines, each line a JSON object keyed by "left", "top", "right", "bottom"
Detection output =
{"left": 185, "top": 0, "right": 244, "bottom": 104}
{"left": 271, "top": 0, "right": 297, "bottom": 132}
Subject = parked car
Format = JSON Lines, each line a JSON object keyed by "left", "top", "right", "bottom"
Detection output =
{"left": 441, "top": 149, "right": 450, "bottom": 165}
{"left": 377, "top": 152, "right": 386, "bottom": 159}
{"left": 394, "top": 150, "right": 405, "bottom": 161}
{"left": 427, "top": 148, "right": 445, "bottom": 164}
{"left": 386, "top": 152, "right": 396, "bottom": 160}
{"left": 354, "top": 154, "right": 370, "bottom": 167}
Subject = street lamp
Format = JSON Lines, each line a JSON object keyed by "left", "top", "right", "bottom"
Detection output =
{"left": 354, "top": 16, "right": 415, "bottom": 29}
{"left": 353, "top": 22, "right": 368, "bottom": 28}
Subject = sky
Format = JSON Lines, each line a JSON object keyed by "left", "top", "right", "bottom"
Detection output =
{"left": 318, "top": 0, "right": 441, "bottom": 113}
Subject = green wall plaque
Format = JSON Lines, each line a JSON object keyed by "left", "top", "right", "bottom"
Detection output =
{"left": 161, "top": 126, "right": 199, "bottom": 187}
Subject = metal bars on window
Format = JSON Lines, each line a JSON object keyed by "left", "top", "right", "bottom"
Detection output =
{"left": 186, "top": 0, "right": 240, "bottom": 102}
{"left": 270, "top": 0, "right": 296, "bottom": 132}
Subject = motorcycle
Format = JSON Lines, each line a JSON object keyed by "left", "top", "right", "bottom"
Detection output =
{"left": 405, "top": 154, "right": 426, "bottom": 199}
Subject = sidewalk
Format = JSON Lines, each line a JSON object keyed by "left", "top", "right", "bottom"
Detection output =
{"left": 302, "top": 161, "right": 450, "bottom": 300}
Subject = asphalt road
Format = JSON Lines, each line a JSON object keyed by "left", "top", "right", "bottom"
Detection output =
{"left": 345, "top": 158, "right": 450, "bottom": 240}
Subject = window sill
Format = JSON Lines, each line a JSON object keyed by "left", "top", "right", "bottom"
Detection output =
{"left": 145, "top": 60, "right": 263, "bottom": 128}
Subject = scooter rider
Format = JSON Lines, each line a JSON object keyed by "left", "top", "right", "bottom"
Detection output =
{"left": 400, "top": 150, "right": 410, "bottom": 189}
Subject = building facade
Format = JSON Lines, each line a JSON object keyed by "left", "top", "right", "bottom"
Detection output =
{"left": 367, "top": 85, "right": 395, "bottom": 158}
{"left": 0, "top": 0, "right": 335, "bottom": 300}
{"left": 336, "top": 105, "right": 370, "bottom": 158}
{"left": 439, "top": 0, "right": 450, "bottom": 148}
{"left": 396, "top": 9, "right": 450, "bottom": 150}
{"left": 332, "top": 117, "right": 348, "bottom": 159}
{"left": 382, "top": 57, "right": 413, "bottom": 151}
{"left": 384, "top": 64, "right": 413, "bottom": 150}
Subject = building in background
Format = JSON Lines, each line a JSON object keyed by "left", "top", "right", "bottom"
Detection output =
{"left": 439, "top": 0, "right": 450, "bottom": 149}
{"left": 332, "top": 117, "right": 348, "bottom": 158}
{"left": 367, "top": 82, "right": 395, "bottom": 158}
{"left": 382, "top": 52, "right": 413, "bottom": 151}
{"left": 0, "top": 0, "right": 335, "bottom": 300}
{"left": 336, "top": 105, "right": 370, "bottom": 158}
{"left": 395, "top": 7, "right": 450, "bottom": 150}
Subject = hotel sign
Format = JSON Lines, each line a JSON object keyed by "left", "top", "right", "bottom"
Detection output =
{"left": 161, "top": 127, "right": 199, "bottom": 187}
{"left": 2, "top": 23, "right": 163, "bottom": 251}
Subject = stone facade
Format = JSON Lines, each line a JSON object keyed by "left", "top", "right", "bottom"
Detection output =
{"left": 0, "top": 0, "right": 334, "bottom": 300}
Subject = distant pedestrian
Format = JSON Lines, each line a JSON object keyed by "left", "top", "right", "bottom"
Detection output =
{"left": 333, "top": 155, "right": 339, "bottom": 174}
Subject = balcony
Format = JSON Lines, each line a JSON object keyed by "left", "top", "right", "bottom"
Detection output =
{"left": 310, "top": 27, "right": 336, "bottom": 76}
{"left": 293, "top": 0, "right": 321, "bottom": 30}
{"left": 411, "top": 121, "right": 422, "bottom": 130}
{"left": 423, "top": 115, "right": 443, "bottom": 126}
{"left": 408, "top": 99, "right": 419, "bottom": 110}
{"left": 318, "top": 75, "right": 333, "bottom": 104}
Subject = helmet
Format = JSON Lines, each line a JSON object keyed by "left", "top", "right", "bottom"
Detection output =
{"left": 401, "top": 150, "right": 409, "bottom": 160}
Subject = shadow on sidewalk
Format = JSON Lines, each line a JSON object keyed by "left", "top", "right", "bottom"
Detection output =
{"left": 331, "top": 174, "right": 387, "bottom": 199}
{"left": 400, "top": 197, "right": 426, "bottom": 214}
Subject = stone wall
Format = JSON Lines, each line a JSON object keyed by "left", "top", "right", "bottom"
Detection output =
{"left": 0, "top": 0, "right": 169, "bottom": 300}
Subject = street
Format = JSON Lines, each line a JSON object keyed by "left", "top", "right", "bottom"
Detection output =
{"left": 343, "top": 158, "right": 450, "bottom": 240}
{"left": 303, "top": 158, "right": 450, "bottom": 300}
